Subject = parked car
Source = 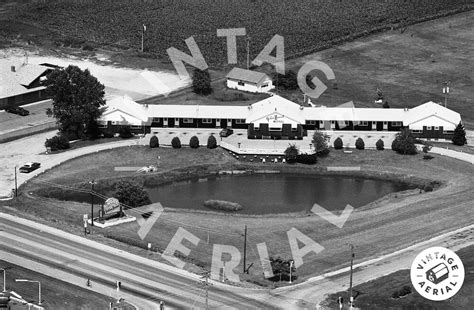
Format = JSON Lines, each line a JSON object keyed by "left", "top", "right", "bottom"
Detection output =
{"left": 6, "top": 106, "right": 29, "bottom": 116}
{"left": 219, "top": 128, "right": 234, "bottom": 137}
{"left": 19, "top": 162, "right": 41, "bottom": 173}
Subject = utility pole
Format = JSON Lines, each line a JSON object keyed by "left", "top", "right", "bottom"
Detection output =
{"left": 200, "top": 270, "right": 211, "bottom": 310}
{"left": 443, "top": 81, "right": 450, "bottom": 108}
{"left": 89, "top": 180, "right": 97, "bottom": 226}
{"left": 246, "top": 36, "right": 251, "bottom": 70}
{"left": 14, "top": 166, "right": 17, "bottom": 197}
{"left": 141, "top": 24, "right": 146, "bottom": 53}
{"left": 243, "top": 225, "right": 247, "bottom": 273}
{"left": 349, "top": 244, "right": 355, "bottom": 309}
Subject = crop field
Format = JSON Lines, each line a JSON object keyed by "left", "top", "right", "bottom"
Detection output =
{"left": 11, "top": 0, "right": 473, "bottom": 66}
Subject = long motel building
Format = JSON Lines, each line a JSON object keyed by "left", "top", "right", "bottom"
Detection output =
{"left": 98, "top": 94, "right": 462, "bottom": 141}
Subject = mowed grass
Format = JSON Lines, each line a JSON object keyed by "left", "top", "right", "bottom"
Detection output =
{"left": 284, "top": 11, "right": 474, "bottom": 129}
{"left": 13, "top": 146, "right": 474, "bottom": 286}
{"left": 322, "top": 244, "right": 474, "bottom": 309}
{"left": 0, "top": 260, "right": 131, "bottom": 310}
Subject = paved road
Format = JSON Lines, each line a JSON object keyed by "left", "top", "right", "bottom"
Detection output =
{"left": 0, "top": 213, "right": 275, "bottom": 309}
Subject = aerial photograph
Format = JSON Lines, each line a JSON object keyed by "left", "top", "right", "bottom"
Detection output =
{"left": 0, "top": 0, "right": 473, "bottom": 309}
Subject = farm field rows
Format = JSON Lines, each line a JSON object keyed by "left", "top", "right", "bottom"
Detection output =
{"left": 11, "top": 0, "right": 473, "bottom": 66}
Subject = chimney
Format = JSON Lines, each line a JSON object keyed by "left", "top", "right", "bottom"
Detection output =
{"left": 11, "top": 66, "right": 15, "bottom": 72}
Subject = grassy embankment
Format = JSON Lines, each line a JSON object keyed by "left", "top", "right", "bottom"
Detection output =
{"left": 322, "top": 244, "right": 474, "bottom": 310}
{"left": 4, "top": 145, "right": 473, "bottom": 287}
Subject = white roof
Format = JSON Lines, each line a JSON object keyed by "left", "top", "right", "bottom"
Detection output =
{"left": 99, "top": 95, "right": 463, "bottom": 129}
{"left": 404, "top": 101, "right": 461, "bottom": 127}
{"left": 226, "top": 67, "right": 270, "bottom": 85}
{"left": 103, "top": 96, "right": 150, "bottom": 122}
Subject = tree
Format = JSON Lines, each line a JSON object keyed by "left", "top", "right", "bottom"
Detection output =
{"left": 189, "top": 136, "right": 200, "bottom": 148}
{"left": 312, "top": 130, "right": 330, "bottom": 156}
{"left": 207, "top": 135, "right": 217, "bottom": 149}
{"left": 149, "top": 135, "right": 159, "bottom": 148}
{"left": 452, "top": 122, "right": 467, "bottom": 146}
{"left": 355, "top": 137, "right": 365, "bottom": 150}
{"left": 284, "top": 144, "right": 299, "bottom": 163}
{"left": 119, "top": 126, "right": 133, "bottom": 138}
{"left": 192, "top": 68, "right": 212, "bottom": 95}
{"left": 333, "top": 137, "right": 343, "bottom": 149}
{"left": 171, "top": 137, "right": 181, "bottom": 148}
{"left": 376, "top": 139, "right": 384, "bottom": 150}
{"left": 114, "top": 179, "right": 151, "bottom": 209}
{"left": 45, "top": 134, "right": 70, "bottom": 151}
{"left": 269, "top": 256, "right": 296, "bottom": 282}
{"left": 45, "top": 65, "right": 106, "bottom": 140}
{"left": 391, "top": 128, "right": 417, "bottom": 155}
{"left": 273, "top": 70, "right": 298, "bottom": 90}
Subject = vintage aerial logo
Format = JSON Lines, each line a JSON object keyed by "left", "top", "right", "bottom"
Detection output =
{"left": 410, "top": 246, "right": 465, "bottom": 301}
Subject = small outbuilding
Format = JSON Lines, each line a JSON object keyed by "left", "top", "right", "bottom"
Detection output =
{"left": 226, "top": 67, "right": 274, "bottom": 93}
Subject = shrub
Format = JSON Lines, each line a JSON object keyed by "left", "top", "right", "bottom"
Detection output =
{"left": 392, "top": 285, "right": 412, "bottom": 299}
{"left": 424, "top": 184, "right": 433, "bottom": 192}
{"left": 423, "top": 154, "right": 434, "bottom": 160}
{"left": 189, "top": 136, "right": 200, "bottom": 148}
{"left": 333, "top": 137, "right": 343, "bottom": 149}
{"left": 149, "top": 135, "right": 159, "bottom": 148}
{"left": 355, "top": 137, "right": 365, "bottom": 150}
{"left": 312, "top": 130, "right": 330, "bottom": 156}
{"left": 171, "top": 137, "right": 181, "bottom": 148}
{"left": 114, "top": 179, "right": 151, "bottom": 208}
{"left": 207, "top": 135, "right": 217, "bottom": 149}
{"left": 45, "top": 134, "right": 70, "bottom": 151}
{"left": 203, "top": 200, "right": 242, "bottom": 211}
{"left": 284, "top": 144, "right": 299, "bottom": 163}
{"left": 376, "top": 139, "right": 384, "bottom": 150}
{"left": 383, "top": 101, "right": 390, "bottom": 108}
{"left": 392, "top": 128, "right": 417, "bottom": 155}
{"left": 103, "top": 130, "right": 114, "bottom": 138}
{"left": 296, "top": 154, "right": 317, "bottom": 165}
{"left": 119, "top": 126, "right": 133, "bottom": 139}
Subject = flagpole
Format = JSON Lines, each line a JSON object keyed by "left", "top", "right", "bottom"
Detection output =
{"left": 141, "top": 24, "right": 146, "bottom": 52}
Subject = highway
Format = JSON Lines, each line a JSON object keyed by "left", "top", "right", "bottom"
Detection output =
{"left": 0, "top": 213, "right": 275, "bottom": 309}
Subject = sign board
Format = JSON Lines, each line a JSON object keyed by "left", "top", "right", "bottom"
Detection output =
{"left": 104, "top": 198, "right": 121, "bottom": 214}
{"left": 83, "top": 214, "right": 88, "bottom": 222}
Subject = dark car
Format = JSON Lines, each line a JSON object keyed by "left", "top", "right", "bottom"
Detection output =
{"left": 6, "top": 106, "right": 29, "bottom": 116}
{"left": 219, "top": 128, "right": 234, "bottom": 137}
{"left": 19, "top": 162, "right": 41, "bottom": 173}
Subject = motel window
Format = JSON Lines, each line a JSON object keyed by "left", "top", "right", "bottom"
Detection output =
{"left": 306, "top": 120, "right": 316, "bottom": 125}
{"left": 392, "top": 122, "right": 402, "bottom": 126}
{"left": 291, "top": 127, "right": 297, "bottom": 132}
{"left": 98, "top": 123, "right": 107, "bottom": 128}
{"left": 238, "top": 81, "right": 245, "bottom": 86}
{"left": 427, "top": 126, "right": 432, "bottom": 130}
{"left": 269, "top": 127, "right": 280, "bottom": 131}
{"left": 254, "top": 126, "right": 260, "bottom": 131}
{"left": 344, "top": 121, "right": 349, "bottom": 125}
{"left": 183, "top": 118, "right": 193, "bottom": 123}
{"left": 235, "top": 119, "right": 246, "bottom": 124}
{"left": 131, "top": 125, "right": 141, "bottom": 129}
{"left": 111, "top": 121, "right": 118, "bottom": 125}
{"left": 434, "top": 126, "right": 439, "bottom": 130}
{"left": 331, "top": 121, "right": 335, "bottom": 124}
{"left": 443, "top": 130, "right": 453, "bottom": 134}
{"left": 202, "top": 118, "right": 212, "bottom": 124}
{"left": 412, "top": 130, "right": 422, "bottom": 133}
{"left": 175, "top": 118, "right": 179, "bottom": 122}
{"left": 152, "top": 117, "right": 160, "bottom": 122}
{"left": 360, "top": 121, "right": 368, "bottom": 126}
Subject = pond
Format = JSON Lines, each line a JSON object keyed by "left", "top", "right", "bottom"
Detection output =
{"left": 145, "top": 173, "right": 412, "bottom": 215}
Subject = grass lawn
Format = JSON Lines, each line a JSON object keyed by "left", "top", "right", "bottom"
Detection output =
{"left": 5, "top": 145, "right": 473, "bottom": 288}
{"left": 0, "top": 260, "right": 133, "bottom": 310}
{"left": 321, "top": 244, "right": 474, "bottom": 309}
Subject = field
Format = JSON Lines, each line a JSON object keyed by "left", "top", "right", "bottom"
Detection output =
{"left": 322, "top": 244, "right": 474, "bottom": 309}
{"left": 9, "top": 0, "right": 472, "bottom": 67}
{"left": 7, "top": 145, "right": 474, "bottom": 286}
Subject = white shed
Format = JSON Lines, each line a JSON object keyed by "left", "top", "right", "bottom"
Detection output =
{"left": 226, "top": 67, "right": 274, "bottom": 93}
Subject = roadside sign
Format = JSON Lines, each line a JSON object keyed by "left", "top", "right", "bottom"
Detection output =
{"left": 83, "top": 214, "right": 88, "bottom": 222}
